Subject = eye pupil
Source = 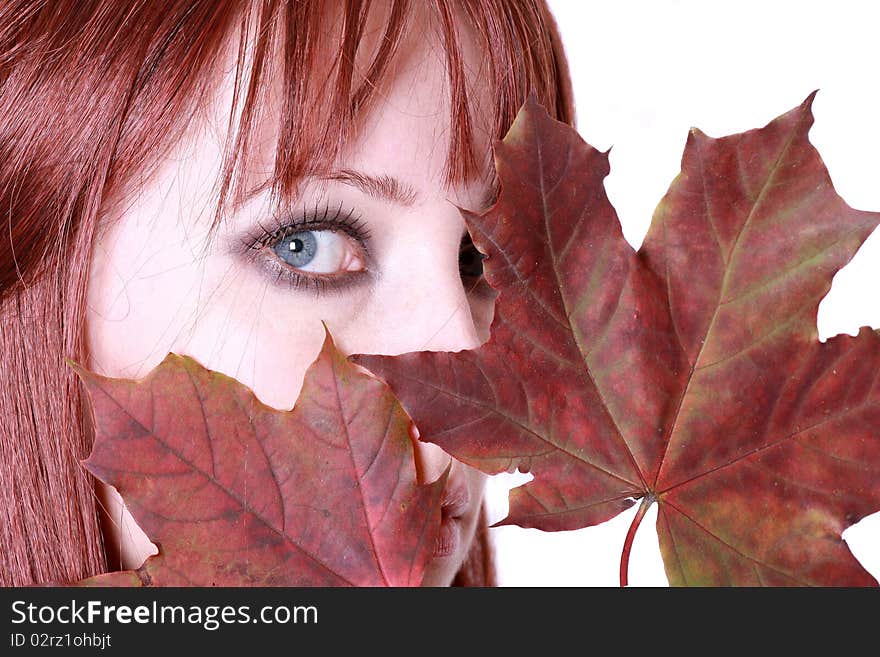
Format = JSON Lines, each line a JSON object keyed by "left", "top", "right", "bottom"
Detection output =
{"left": 275, "top": 230, "right": 317, "bottom": 267}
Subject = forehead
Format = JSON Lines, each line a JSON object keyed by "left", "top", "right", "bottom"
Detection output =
{"left": 339, "top": 20, "right": 494, "bottom": 202}
{"left": 213, "top": 1, "right": 496, "bottom": 209}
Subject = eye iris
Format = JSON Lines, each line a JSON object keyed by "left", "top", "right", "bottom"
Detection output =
{"left": 275, "top": 231, "right": 317, "bottom": 267}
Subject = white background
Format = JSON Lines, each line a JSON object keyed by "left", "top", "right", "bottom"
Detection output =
{"left": 484, "top": 0, "right": 880, "bottom": 586}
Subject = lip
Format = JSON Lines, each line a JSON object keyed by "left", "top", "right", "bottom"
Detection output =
{"left": 432, "top": 472, "right": 470, "bottom": 559}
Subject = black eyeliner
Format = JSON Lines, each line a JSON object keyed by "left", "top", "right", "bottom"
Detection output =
{"left": 244, "top": 201, "right": 371, "bottom": 250}
{"left": 239, "top": 200, "right": 372, "bottom": 295}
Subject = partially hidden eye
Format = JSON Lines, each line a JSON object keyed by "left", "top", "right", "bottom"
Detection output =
{"left": 459, "top": 232, "right": 486, "bottom": 281}
{"left": 273, "top": 229, "right": 364, "bottom": 275}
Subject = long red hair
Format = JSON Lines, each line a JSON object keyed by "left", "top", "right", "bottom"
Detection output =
{"left": 0, "top": 0, "right": 573, "bottom": 586}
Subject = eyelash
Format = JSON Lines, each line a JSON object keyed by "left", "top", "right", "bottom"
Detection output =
{"left": 242, "top": 201, "right": 371, "bottom": 294}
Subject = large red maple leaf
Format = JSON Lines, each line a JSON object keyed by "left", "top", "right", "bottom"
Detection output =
{"left": 354, "top": 93, "right": 880, "bottom": 586}
{"left": 71, "top": 329, "right": 444, "bottom": 586}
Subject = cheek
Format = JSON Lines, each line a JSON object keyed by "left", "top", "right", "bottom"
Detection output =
{"left": 85, "top": 221, "right": 206, "bottom": 379}
{"left": 88, "top": 236, "right": 370, "bottom": 413}
{"left": 180, "top": 278, "right": 331, "bottom": 410}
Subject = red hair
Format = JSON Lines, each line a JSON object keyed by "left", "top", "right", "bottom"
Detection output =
{"left": 0, "top": 0, "right": 573, "bottom": 586}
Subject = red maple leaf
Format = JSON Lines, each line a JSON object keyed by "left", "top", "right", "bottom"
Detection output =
{"left": 70, "top": 328, "right": 444, "bottom": 586}
{"left": 354, "top": 93, "right": 880, "bottom": 586}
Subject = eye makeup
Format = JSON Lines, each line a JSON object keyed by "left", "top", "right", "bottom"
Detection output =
{"left": 239, "top": 200, "right": 373, "bottom": 295}
{"left": 237, "top": 191, "right": 495, "bottom": 299}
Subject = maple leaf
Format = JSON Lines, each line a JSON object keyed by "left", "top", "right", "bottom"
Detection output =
{"left": 70, "top": 328, "right": 444, "bottom": 586}
{"left": 353, "top": 93, "right": 880, "bottom": 586}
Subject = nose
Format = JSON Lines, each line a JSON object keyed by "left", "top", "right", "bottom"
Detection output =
{"left": 337, "top": 216, "right": 483, "bottom": 484}
{"left": 353, "top": 231, "right": 482, "bottom": 357}
{"left": 393, "top": 269, "right": 482, "bottom": 354}
{"left": 385, "top": 245, "right": 482, "bottom": 481}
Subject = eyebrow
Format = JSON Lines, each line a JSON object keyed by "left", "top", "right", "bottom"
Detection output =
{"left": 323, "top": 168, "right": 499, "bottom": 212}
{"left": 323, "top": 169, "right": 420, "bottom": 207}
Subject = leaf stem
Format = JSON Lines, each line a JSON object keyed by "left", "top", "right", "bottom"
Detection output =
{"left": 620, "top": 493, "right": 655, "bottom": 587}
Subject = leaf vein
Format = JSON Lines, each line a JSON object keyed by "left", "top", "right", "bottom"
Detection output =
{"left": 653, "top": 109, "right": 807, "bottom": 487}
{"left": 391, "top": 369, "right": 638, "bottom": 487}
{"left": 94, "top": 378, "right": 356, "bottom": 585}
{"left": 330, "top": 353, "right": 388, "bottom": 585}
{"left": 662, "top": 498, "right": 813, "bottom": 585}
{"left": 535, "top": 126, "right": 647, "bottom": 490}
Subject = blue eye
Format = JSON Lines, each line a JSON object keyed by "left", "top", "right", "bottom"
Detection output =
{"left": 245, "top": 203, "right": 371, "bottom": 293}
{"left": 275, "top": 231, "right": 318, "bottom": 268}
{"left": 266, "top": 227, "right": 364, "bottom": 276}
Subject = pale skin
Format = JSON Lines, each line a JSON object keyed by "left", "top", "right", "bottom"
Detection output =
{"left": 85, "top": 12, "right": 496, "bottom": 586}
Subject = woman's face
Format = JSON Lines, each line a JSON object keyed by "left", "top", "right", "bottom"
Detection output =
{"left": 86, "top": 22, "right": 496, "bottom": 586}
